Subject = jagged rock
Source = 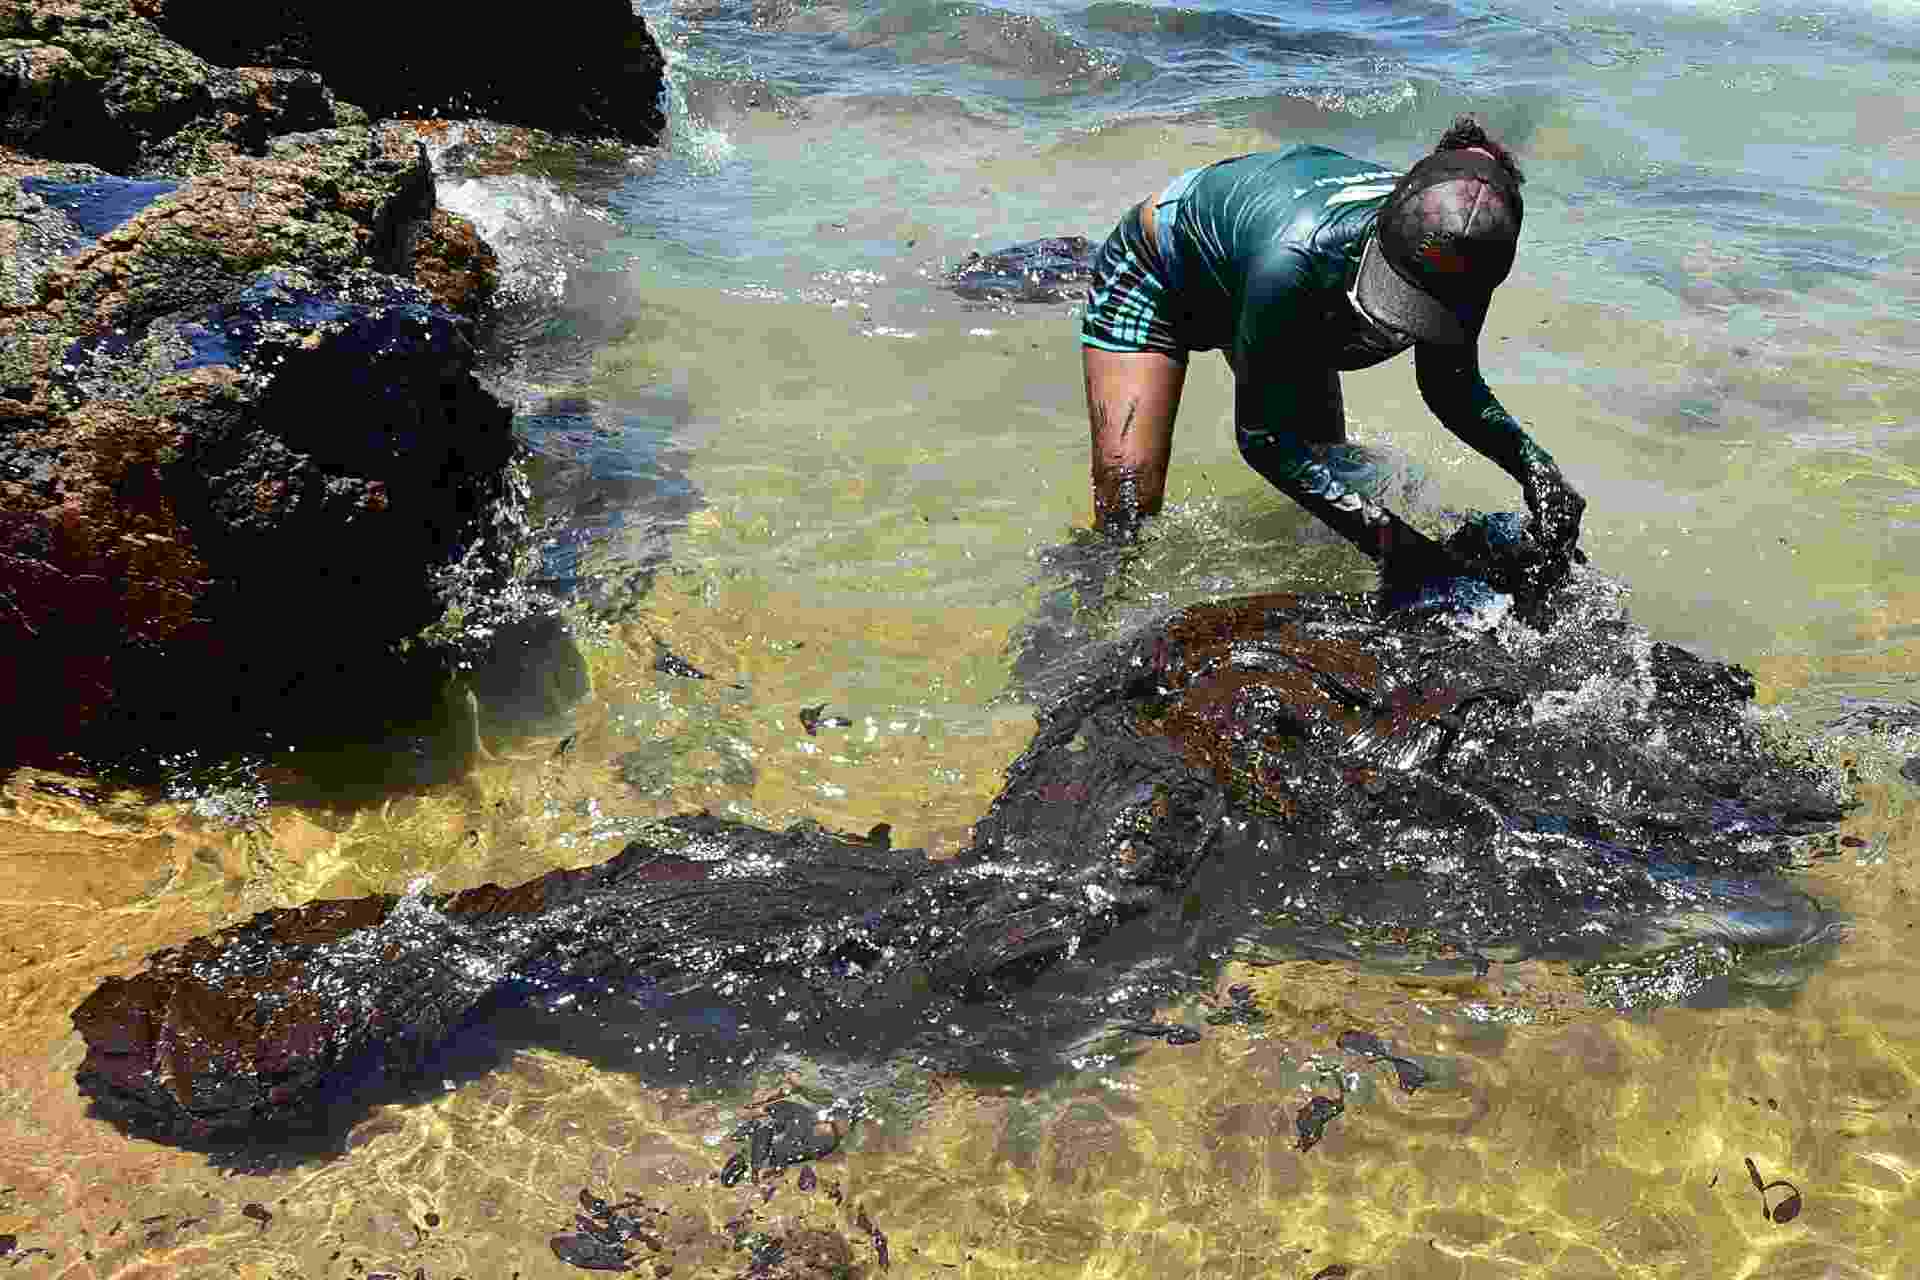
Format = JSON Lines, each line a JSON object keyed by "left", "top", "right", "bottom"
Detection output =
{"left": 944, "top": 234, "right": 1096, "bottom": 303}
{"left": 0, "top": 2, "right": 358, "bottom": 172}
{"left": 0, "top": 38, "right": 113, "bottom": 160}
{"left": 4, "top": 0, "right": 664, "bottom": 177}
{"left": 0, "top": 126, "right": 508, "bottom": 762}
{"left": 137, "top": 65, "right": 348, "bottom": 177}
{"left": 736, "top": 1101, "right": 842, "bottom": 1171}
{"left": 150, "top": 0, "right": 666, "bottom": 148}
{"left": 0, "top": 151, "right": 99, "bottom": 309}
{"left": 71, "top": 587, "right": 1847, "bottom": 1142}
{"left": 408, "top": 206, "right": 498, "bottom": 314}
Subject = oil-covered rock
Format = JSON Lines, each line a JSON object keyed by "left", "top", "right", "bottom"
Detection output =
{"left": 0, "top": 128, "right": 511, "bottom": 764}
{"left": 71, "top": 581, "right": 1847, "bottom": 1141}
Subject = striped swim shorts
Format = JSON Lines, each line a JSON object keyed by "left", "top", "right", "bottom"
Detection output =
{"left": 1079, "top": 165, "right": 1206, "bottom": 362}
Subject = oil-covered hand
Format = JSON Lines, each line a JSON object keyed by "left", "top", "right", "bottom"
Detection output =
{"left": 1525, "top": 471, "right": 1586, "bottom": 555}
{"left": 1444, "top": 509, "right": 1582, "bottom": 602}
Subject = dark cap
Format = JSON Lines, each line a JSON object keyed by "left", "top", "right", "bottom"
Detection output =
{"left": 1352, "top": 148, "right": 1523, "bottom": 345}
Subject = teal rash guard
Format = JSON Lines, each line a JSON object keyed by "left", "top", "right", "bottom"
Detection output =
{"left": 1096, "top": 144, "right": 1569, "bottom": 561}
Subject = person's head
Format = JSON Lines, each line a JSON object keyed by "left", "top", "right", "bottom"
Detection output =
{"left": 1352, "top": 117, "right": 1525, "bottom": 345}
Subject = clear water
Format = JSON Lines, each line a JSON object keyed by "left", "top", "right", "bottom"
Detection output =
{"left": 482, "top": 0, "right": 1920, "bottom": 682}
{"left": 3, "top": 0, "right": 1919, "bottom": 1276}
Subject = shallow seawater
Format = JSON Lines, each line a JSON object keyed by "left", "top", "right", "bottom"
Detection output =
{"left": 4, "top": 0, "right": 1920, "bottom": 1275}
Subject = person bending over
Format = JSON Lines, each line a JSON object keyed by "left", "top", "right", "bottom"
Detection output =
{"left": 1078, "top": 117, "right": 1585, "bottom": 595}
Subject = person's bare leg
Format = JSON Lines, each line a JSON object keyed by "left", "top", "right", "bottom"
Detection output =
{"left": 1083, "top": 346, "right": 1188, "bottom": 533}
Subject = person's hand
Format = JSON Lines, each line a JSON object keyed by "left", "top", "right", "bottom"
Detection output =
{"left": 1526, "top": 475, "right": 1586, "bottom": 556}
{"left": 1440, "top": 512, "right": 1554, "bottom": 596}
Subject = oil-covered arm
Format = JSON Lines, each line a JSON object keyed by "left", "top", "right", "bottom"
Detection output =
{"left": 1233, "top": 249, "right": 1464, "bottom": 574}
{"left": 1413, "top": 341, "right": 1585, "bottom": 551}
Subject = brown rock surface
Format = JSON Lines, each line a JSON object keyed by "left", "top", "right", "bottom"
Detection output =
{"left": 0, "top": 127, "right": 509, "bottom": 764}
{"left": 408, "top": 205, "right": 499, "bottom": 314}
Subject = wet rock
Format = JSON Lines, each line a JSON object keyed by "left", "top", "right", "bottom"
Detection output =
{"left": 1116, "top": 1020, "right": 1202, "bottom": 1045}
{"left": 797, "top": 704, "right": 852, "bottom": 735}
{"left": 1334, "top": 1030, "right": 1387, "bottom": 1056}
{"left": 1372, "top": 1057, "right": 1428, "bottom": 1097}
{"left": 557, "top": 1188, "right": 669, "bottom": 1270}
{"left": 151, "top": 0, "right": 666, "bottom": 148}
{"left": 0, "top": 127, "right": 511, "bottom": 763}
{"left": 3, "top": 1, "right": 662, "bottom": 173}
{"left": 739, "top": 1231, "right": 783, "bottom": 1271}
{"left": 0, "top": 1233, "right": 50, "bottom": 1265}
{"left": 551, "top": 1232, "right": 634, "bottom": 1272}
{"left": 1335, "top": 1029, "right": 1430, "bottom": 1093}
{"left": 0, "top": 155, "right": 100, "bottom": 310}
{"left": 1, "top": 3, "right": 358, "bottom": 172}
{"left": 142, "top": 67, "right": 347, "bottom": 176}
{"left": 409, "top": 206, "right": 498, "bottom": 314}
{"left": 1824, "top": 698, "right": 1920, "bottom": 736}
{"left": 1902, "top": 757, "right": 1920, "bottom": 786}
{"left": 1294, "top": 1089, "right": 1345, "bottom": 1153}
{"left": 16, "top": 172, "right": 182, "bottom": 236}
{"left": 1204, "top": 984, "right": 1265, "bottom": 1027}
{"left": 944, "top": 235, "right": 1096, "bottom": 304}
{"left": 734, "top": 1101, "right": 841, "bottom": 1171}
{"left": 71, "top": 590, "right": 1847, "bottom": 1140}
{"left": 652, "top": 642, "right": 710, "bottom": 680}
{"left": 0, "top": 39, "right": 114, "bottom": 161}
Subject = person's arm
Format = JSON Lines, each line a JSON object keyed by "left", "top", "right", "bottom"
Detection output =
{"left": 1413, "top": 341, "right": 1585, "bottom": 551}
{"left": 1234, "top": 251, "right": 1464, "bottom": 574}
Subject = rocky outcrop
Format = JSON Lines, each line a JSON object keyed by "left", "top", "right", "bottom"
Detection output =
{"left": 151, "top": 0, "right": 667, "bottom": 149}
{"left": 1, "top": 1, "right": 664, "bottom": 175}
{"left": 0, "top": 127, "right": 511, "bottom": 762}
{"left": 0, "top": 0, "right": 668, "bottom": 763}
{"left": 945, "top": 234, "right": 1096, "bottom": 304}
{"left": 0, "top": 2, "right": 359, "bottom": 173}
{"left": 72, "top": 586, "right": 1848, "bottom": 1142}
